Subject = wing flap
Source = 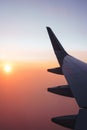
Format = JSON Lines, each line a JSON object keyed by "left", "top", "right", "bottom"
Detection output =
{"left": 47, "top": 67, "right": 63, "bottom": 75}
{"left": 52, "top": 115, "right": 77, "bottom": 129}
{"left": 48, "top": 85, "right": 74, "bottom": 97}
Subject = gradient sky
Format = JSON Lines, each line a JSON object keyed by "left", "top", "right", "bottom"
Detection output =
{"left": 0, "top": 0, "right": 87, "bottom": 61}
{"left": 0, "top": 63, "right": 78, "bottom": 130}
{"left": 0, "top": 0, "right": 87, "bottom": 130}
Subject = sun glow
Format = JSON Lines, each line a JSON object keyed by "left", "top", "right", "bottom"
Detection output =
{"left": 4, "top": 64, "right": 12, "bottom": 73}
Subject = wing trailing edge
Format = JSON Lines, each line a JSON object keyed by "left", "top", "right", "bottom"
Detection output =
{"left": 48, "top": 85, "right": 74, "bottom": 98}
{"left": 52, "top": 109, "right": 87, "bottom": 130}
{"left": 51, "top": 115, "right": 77, "bottom": 129}
{"left": 47, "top": 67, "right": 63, "bottom": 75}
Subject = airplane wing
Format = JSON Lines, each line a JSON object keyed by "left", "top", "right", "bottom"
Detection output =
{"left": 51, "top": 109, "right": 87, "bottom": 130}
{"left": 46, "top": 27, "right": 87, "bottom": 108}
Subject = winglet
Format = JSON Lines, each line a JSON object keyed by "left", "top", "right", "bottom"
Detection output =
{"left": 46, "top": 27, "right": 68, "bottom": 66}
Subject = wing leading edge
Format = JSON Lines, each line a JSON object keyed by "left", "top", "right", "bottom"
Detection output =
{"left": 47, "top": 26, "right": 87, "bottom": 108}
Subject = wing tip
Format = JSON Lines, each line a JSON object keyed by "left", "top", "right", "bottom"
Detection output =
{"left": 46, "top": 26, "right": 50, "bottom": 29}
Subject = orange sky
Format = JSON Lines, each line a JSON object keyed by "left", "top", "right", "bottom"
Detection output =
{"left": 0, "top": 58, "right": 80, "bottom": 130}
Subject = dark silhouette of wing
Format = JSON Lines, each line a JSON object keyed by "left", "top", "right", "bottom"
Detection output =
{"left": 47, "top": 27, "right": 87, "bottom": 108}
{"left": 47, "top": 27, "right": 67, "bottom": 66}
{"left": 52, "top": 109, "right": 87, "bottom": 129}
{"left": 48, "top": 85, "right": 74, "bottom": 97}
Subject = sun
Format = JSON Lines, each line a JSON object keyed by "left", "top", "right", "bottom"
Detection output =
{"left": 4, "top": 64, "right": 12, "bottom": 73}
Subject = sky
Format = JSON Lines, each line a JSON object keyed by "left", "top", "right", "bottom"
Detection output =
{"left": 0, "top": 0, "right": 87, "bottom": 62}
{"left": 0, "top": 0, "right": 87, "bottom": 130}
